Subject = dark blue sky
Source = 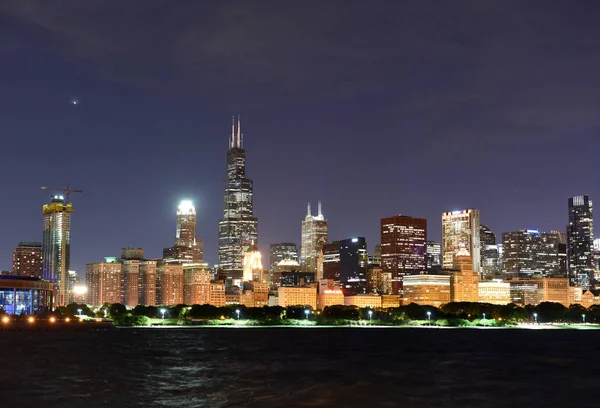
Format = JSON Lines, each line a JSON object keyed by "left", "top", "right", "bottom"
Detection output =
{"left": 1, "top": 1, "right": 599, "bottom": 275}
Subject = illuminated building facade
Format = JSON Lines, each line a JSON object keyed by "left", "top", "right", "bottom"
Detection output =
{"left": 138, "top": 260, "right": 157, "bottom": 306}
{"left": 442, "top": 209, "right": 481, "bottom": 276}
{"left": 450, "top": 248, "right": 479, "bottom": 302}
{"left": 381, "top": 295, "right": 401, "bottom": 308}
{"left": 12, "top": 242, "right": 42, "bottom": 277}
{"left": 594, "top": 238, "right": 600, "bottom": 272}
{"left": 277, "top": 286, "right": 317, "bottom": 309}
{"left": 480, "top": 225, "right": 500, "bottom": 278}
{"left": 567, "top": 195, "right": 594, "bottom": 289}
{"left": 86, "top": 258, "right": 122, "bottom": 306}
{"left": 502, "top": 230, "right": 567, "bottom": 277}
{"left": 279, "top": 271, "right": 316, "bottom": 287}
{"left": 244, "top": 281, "right": 269, "bottom": 307}
{"left": 218, "top": 116, "right": 258, "bottom": 279}
{"left": 209, "top": 282, "right": 226, "bottom": 307}
{"left": 270, "top": 243, "right": 299, "bottom": 272}
{"left": 121, "top": 260, "right": 139, "bottom": 307}
{"left": 344, "top": 294, "right": 382, "bottom": 308}
{"left": 478, "top": 280, "right": 510, "bottom": 305}
{"left": 156, "top": 263, "right": 183, "bottom": 305}
{"left": 183, "top": 264, "right": 211, "bottom": 305}
{"left": 300, "top": 201, "right": 328, "bottom": 272}
{"left": 380, "top": 215, "right": 427, "bottom": 294}
{"left": 402, "top": 274, "right": 450, "bottom": 307}
{"left": 322, "top": 237, "right": 368, "bottom": 294}
{"left": 318, "top": 288, "right": 345, "bottom": 309}
{"left": 0, "top": 276, "right": 54, "bottom": 315}
{"left": 426, "top": 241, "right": 441, "bottom": 271}
{"left": 164, "top": 200, "right": 203, "bottom": 264}
{"left": 242, "top": 247, "right": 263, "bottom": 282}
{"left": 42, "top": 195, "right": 73, "bottom": 306}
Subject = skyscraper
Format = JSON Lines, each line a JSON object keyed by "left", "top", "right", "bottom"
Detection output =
{"left": 12, "top": 242, "right": 42, "bottom": 277}
{"left": 163, "top": 200, "right": 203, "bottom": 264}
{"left": 567, "top": 195, "right": 594, "bottom": 288}
{"left": 502, "top": 229, "right": 567, "bottom": 277}
{"left": 322, "top": 237, "right": 368, "bottom": 294}
{"left": 86, "top": 257, "right": 122, "bottom": 306}
{"left": 300, "top": 201, "right": 328, "bottom": 272}
{"left": 442, "top": 209, "right": 481, "bottom": 276}
{"left": 380, "top": 215, "right": 427, "bottom": 294}
{"left": 480, "top": 225, "right": 500, "bottom": 278}
{"left": 426, "top": 241, "right": 441, "bottom": 271}
{"left": 270, "top": 243, "right": 299, "bottom": 272}
{"left": 42, "top": 195, "right": 73, "bottom": 306}
{"left": 218, "top": 116, "right": 258, "bottom": 279}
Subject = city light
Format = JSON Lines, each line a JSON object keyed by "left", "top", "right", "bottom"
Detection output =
{"left": 236, "top": 309, "right": 241, "bottom": 320}
{"left": 533, "top": 313, "right": 538, "bottom": 324}
{"left": 161, "top": 308, "right": 167, "bottom": 320}
{"left": 65, "top": 317, "right": 70, "bottom": 323}
{"left": 28, "top": 316, "right": 35, "bottom": 324}
{"left": 427, "top": 311, "right": 431, "bottom": 325}
{"left": 78, "top": 308, "right": 82, "bottom": 316}
{"left": 2, "top": 316, "right": 9, "bottom": 324}
{"left": 73, "top": 285, "right": 88, "bottom": 296}
{"left": 49, "top": 317, "right": 56, "bottom": 323}
{"left": 582, "top": 314, "right": 586, "bottom": 324}
{"left": 368, "top": 310, "right": 373, "bottom": 321}
{"left": 304, "top": 309, "right": 310, "bottom": 319}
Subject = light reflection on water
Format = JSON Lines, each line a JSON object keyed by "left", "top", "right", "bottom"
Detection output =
{"left": 0, "top": 328, "right": 598, "bottom": 407}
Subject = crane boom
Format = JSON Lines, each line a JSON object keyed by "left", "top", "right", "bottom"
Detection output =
{"left": 41, "top": 184, "right": 83, "bottom": 203}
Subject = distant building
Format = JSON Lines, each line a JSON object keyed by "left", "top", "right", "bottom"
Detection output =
{"left": 442, "top": 209, "right": 481, "bottom": 276}
{"left": 270, "top": 243, "right": 298, "bottom": 272}
{"left": 42, "top": 195, "right": 74, "bottom": 306}
{"left": 450, "top": 248, "right": 479, "bottom": 302}
{"left": 138, "top": 260, "right": 157, "bottom": 306}
{"left": 121, "top": 259, "right": 140, "bottom": 307}
{"left": 244, "top": 281, "right": 269, "bottom": 307}
{"left": 480, "top": 225, "right": 500, "bottom": 278}
{"left": 209, "top": 282, "right": 226, "bottom": 307}
{"left": 381, "top": 295, "right": 401, "bottom": 309}
{"left": 218, "top": 116, "right": 259, "bottom": 279}
{"left": 156, "top": 263, "right": 183, "bottom": 305}
{"left": 344, "top": 294, "right": 382, "bottom": 309}
{"left": 86, "top": 258, "right": 122, "bottom": 306}
{"left": 277, "top": 286, "right": 317, "bottom": 309}
{"left": 502, "top": 230, "right": 567, "bottom": 277}
{"left": 163, "top": 201, "right": 203, "bottom": 264}
{"left": 317, "top": 281, "right": 345, "bottom": 309}
{"left": 300, "top": 202, "right": 328, "bottom": 273}
{"left": 280, "top": 271, "right": 316, "bottom": 287}
{"left": 381, "top": 215, "right": 427, "bottom": 294}
{"left": 121, "top": 248, "right": 144, "bottom": 260}
{"left": 0, "top": 276, "right": 54, "bottom": 314}
{"left": 242, "top": 246, "right": 263, "bottom": 282}
{"left": 12, "top": 242, "right": 42, "bottom": 277}
{"left": 371, "top": 244, "right": 382, "bottom": 266}
{"left": 366, "top": 265, "right": 382, "bottom": 294}
{"left": 322, "top": 237, "right": 368, "bottom": 294}
{"left": 402, "top": 274, "right": 450, "bottom": 307}
{"left": 183, "top": 264, "right": 211, "bottom": 305}
{"left": 426, "top": 241, "right": 441, "bottom": 271}
{"left": 567, "top": 195, "right": 594, "bottom": 289}
{"left": 507, "top": 277, "right": 570, "bottom": 306}
{"left": 478, "top": 280, "right": 510, "bottom": 305}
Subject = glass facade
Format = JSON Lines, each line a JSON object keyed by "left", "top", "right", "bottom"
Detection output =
{"left": 42, "top": 196, "right": 72, "bottom": 306}
{"left": 567, "top": 195, "right": 594, "bottom": 289}
{"left": 441, "top": 209, "right": 481, "bottom": 275}
{"left": 0, "top": 276, "right": 54, "bottom": 315}
{"left": 300, "top": 202, "right": 328, "bottom": 273}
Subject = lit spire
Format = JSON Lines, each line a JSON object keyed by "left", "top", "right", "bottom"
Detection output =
{"left": 237, "top": 114, "right": 241, "bottom": 148}
{"left": 231, "top": 116, "right": 235, "bottom": 149}
{"left": 318, "top": 200, "right": 322, "bottom": 217}
{"left": 307, "top": 202, "right": 312, "bottom": 216}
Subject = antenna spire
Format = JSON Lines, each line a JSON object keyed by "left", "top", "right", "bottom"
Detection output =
{"left": 230, "top": 116, "right": 235, "bottom": 149}
{"left": 307, "top": 202, "right": 312, "bottom": 216}
{"left": 237, "top": 114, "right": 241, "bottom": 148}
{"left": 318, "top": 200, "right": 322, "bottom": 217}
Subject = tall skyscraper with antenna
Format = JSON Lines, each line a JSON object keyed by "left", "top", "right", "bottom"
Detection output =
{"left": 300, "top": 201, "right": 328, "bottom": 273}
{"left": 218, "top": 115, "right": 258, "bottom": 279}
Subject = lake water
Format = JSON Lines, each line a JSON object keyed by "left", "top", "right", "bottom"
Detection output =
{"left": 0, "top": 327, "right": 598, "bottom": 407}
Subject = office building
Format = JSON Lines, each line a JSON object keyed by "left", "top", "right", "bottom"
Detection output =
{"left": 478, "top": 280, "right": 510, "bottom": 305}
{"left": 442, "top": 209, "right": 481, "bottom": 276}
{"left": 322, "top": 237, "right": 368, "bottom": 294}
{"left": 270, "top": 243, "right": 299, "bottom": 272}
{"left": 279, "top": 271, "right": 316, "bottom": 287}
{"left": 209, "top": 282, "right": 226, "bottom": 307}
{"left": 381, "top": 215, "right": 427, "bottom": 294}
{"left": 244, "top": 281, "right": 269, "bottom": 307}
{"left": 450, "top": 247, "right": 479, "bottom": 302}
{"left": 183, "top": 264, "right": 211, "bottom": 305}
{"left": 426, "top": 241, "right": 441, "bottom": 271}
{"left": 318, "top": 285, "right": 345, "bottom": 309}
{"left": 402, "top": 274, "right": 450, "bottom": 307}
{"left": 218, "top": 116, "right": 259, "bottom": 279}
{"left": 138, "top": 260, "right": 157, "bottom": 306}
{"left": 86, "top": 258, "right": 122, "bottom": 306}
{"left": 567, "top": 195, "right": 594, "bottom": 288}
{"left": 163, "top": 200, "right": 203, "bottom": 264}
{"left": 277, "top": 286, "right": 317, "bottom": 309}
{"left": 156, "top": 263, "right": 183, "bottom": 305}
{"left": 121, "top": 259, "right": 140, "bottom": 307}
{"left": 42, "top": 195, "right": 73, "bottom": 306}
{"left": 0, "top": 276, "right": 54, "bottom": 315}
{"left": 480, "top": 225, "right": 500, "bottom": 278}
{"left": 12, "top": 242, "right": 42, "bottom": 277}
{"left": 242, "top": 246, "right": 263, "bottom": 282}
{"left": 502, "top": 230, "right": 567, "bottom": 277}
{"left": 300, "top": 201, "right": 328, "bottom": 273}
{"left": 344, "top": 294, "right": 381, "bottom": 308}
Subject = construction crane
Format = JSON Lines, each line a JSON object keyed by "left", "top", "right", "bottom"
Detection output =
{"left": 41, "top": 184, "right": 83, "bottom": 203}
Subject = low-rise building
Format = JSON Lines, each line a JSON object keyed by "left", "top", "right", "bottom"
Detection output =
{"left": 402, "top": 274, "right": 450, "bottom": 307}
{"left": 344, "top": 294, "right": 381, "bottom": 308}
{"left": 209, "top": 282, "right": 226, "bottom": 307}
{"left": 317, "top": 288, "right": 344, "bottom": 309}
{"left": 478, "top": 280, "right": 510, "bottom": 305}
{"left": 277, "top": 286, "right": 317, "bottom": 309}
{"left": 381, "top": 294, "right": 401, "bottom": 309}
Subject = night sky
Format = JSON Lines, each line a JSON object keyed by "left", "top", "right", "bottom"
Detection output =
{"left": 1, "top": 1, "right": 599, "bottom": 275}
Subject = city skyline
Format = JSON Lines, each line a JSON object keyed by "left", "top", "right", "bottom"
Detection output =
{"left": 1, "top": 2, "right": 600, "bottom": 277}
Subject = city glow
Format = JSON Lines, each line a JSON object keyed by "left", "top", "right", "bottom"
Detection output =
{"left": 65, "top": 317, "right": 70, "bottom": 322}
{"left": 178, "top": 200, "right": 195, "bottom": 215}
{"left": 2, "top": 316, "right": 9, "bottom": 324}
{"left": 28, "top": 316, "right": 35, "bottom": 323}
{"left": 49, "top": 317, "right": 56, "bottom": 323}
{"left": 73, "top": 284, "right": 88, "bottom": 296}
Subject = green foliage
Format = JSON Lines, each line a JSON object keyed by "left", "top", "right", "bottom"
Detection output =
{"left": 112, "top": 313, "right": 149, "bottom": 327}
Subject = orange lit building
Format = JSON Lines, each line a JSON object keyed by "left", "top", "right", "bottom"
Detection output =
{"left": 277, "top": 286, "right": 317, "bottom": 309}
{"left": 402, "top": 274, "right": 450, "bottom": 307}
{"left": 121, "top": 259, "right": 140, "bottom": 307}
{"left": 209, "top": 282, "right": 226, "bottom": 307}
{"left": 86, "top": 258, "right": 122, "bottom": 306}
{"left": 156, "top": 263, "right": 183, "bottom": 305}
{"left": 478, "top": 280, "right": 510, "bottom": 305}
{"left": 12, "top": 242, "right": 42, "bottom": 277}
{"left": 318, "top": 288, "right": 344, "bottom": 309}
{"left": 381, "top": 295, "right": 401, "bottom": 309}
{"left": 139, "top": 260, "right": 157, "bottom": 306}
{"left": 344, "top": 294, "right": 381, "bottom": 308}
{"left": 450, "top": 248, "right": 479, "bottom": 302}
{"left": 183, "top": 264, "right": 211, "bottom": 305}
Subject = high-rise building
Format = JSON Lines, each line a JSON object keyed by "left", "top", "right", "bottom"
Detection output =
{"left": 502, "top": 229, "right": 567, "bottom": 277}
{"left": 450, "top": 247, "right": 479, "bottom": 302}
{"left": 42, "top": 195, "right": 73, "bottom": 306}
{"left": 300, "top": 201, "right": 328, "bottom": 272}
{"left": 121, "top": 259, "right": 140, "bottom": 307}
{"left": 269, "top": 243, "right": 298, "bottom": 272}
{"left": 567, "top": 195, "right": 594, "bottom": 289}
{"left": 380, "top": 215, "right": 427, "bottom": 294}
{"left": 242, "top": 246, "right": 263, "bottom": 282}
{"left": 138, "top": 260, "right": 157, "bottom": 306}
{"left": 218, "top": 116, "right": 259, "bottom": 279}
{"left": 12, "top": 242, "right": 42, "bottom": 277}
{"left": 426, "top": 241, "right": 441, "bottom": 271}
{"left": 479, "top": 225, "right": 500, "bottom": 278}
{"left": 322, "top": 237, "right": 368, "bottom": 294}
{"left": 86, "top": 258, "right": 122, "bottom": 306}
{"left": 442, "top": 209, "right": 481, "bottom": 276}
{"left": 156, "top": 263, "right": 184, "bottom": 306}
{"left": 183, "top": 264, "right": 211, "bottom": 305}
{"left": 402, "top": 273, "right": 450, "bottom": 307}
{"left": 594, "top": 238, "right": 600, "bottom": 271}
{"left": 164, "top": 200, "right": 203, "bottom": 264}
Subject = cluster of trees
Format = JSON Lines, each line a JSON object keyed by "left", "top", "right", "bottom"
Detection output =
{"left": 48, "top": 301, "right": 600, "bottom": 327}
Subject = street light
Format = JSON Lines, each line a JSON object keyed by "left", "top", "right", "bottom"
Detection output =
{"left": 304, "top": 309, "right": 310, "bottom": 319}
{"left": 482, "top": 313, "right": 486, "bottom": 320}
{"left": 77, "top": 308, "right": 82, "bottom": 316}
{"left": 582, "top": 314, "right": 586, "bottom": 325}
{"left": 160, "top": 308, "right": 167, "bottom": 321}
{"left": 533, "top": 312, "right": 538, "bottom": 324}
{"left": 368, "top": 310, "right": 373, "bottom": 322}
{"left": 236, "top": 309, "right": 240, "bottom": 320}
{"left": 427, "top": 311, "right": 431, "bottom": 325}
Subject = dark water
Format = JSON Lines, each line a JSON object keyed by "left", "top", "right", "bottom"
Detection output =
{"left": 0, "top": 327, "right": 598, "bottom": 407}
